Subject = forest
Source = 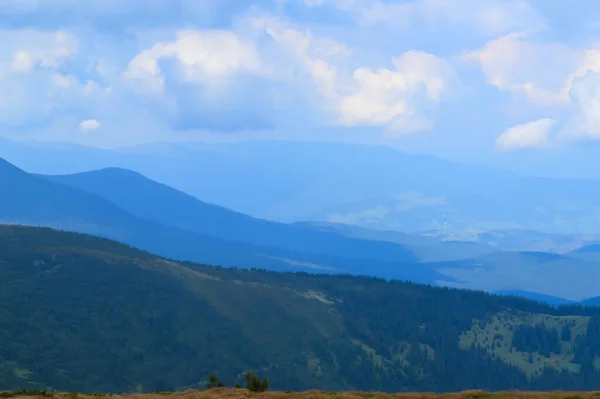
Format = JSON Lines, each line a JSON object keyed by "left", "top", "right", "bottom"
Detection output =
{"left": 3, "top": 226, "right": 600, "bottom": 393}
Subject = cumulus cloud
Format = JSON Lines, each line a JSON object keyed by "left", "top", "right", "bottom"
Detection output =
{"left": 338, "top": 51, "right": 458, "bottom": 134}
{"left": 0, "top": 29, "right": 113, "bottom": 132}
{"left": 467, "top": 32, "right": 600, "bottom": 146}
{"left": 122, "top": 15, "right": 458, "bottom": 134}
{"left": 122, "top": 29, "right": 276, "bottom": 131}
{"left": 80, "top": 119, "right": 101, "bottom": 131}
{"left": 254, "top": 16, "right": 345, "bottom": 106}
{"left": 124, "top": 30, "right": 263, "bottom": 93}
{"left": 4, "top": 0, "right": 597, "bottom": 151}
{"left": 7, "top": 30, "right": 78, "bottom": 73}
{"left": 0, "top": 7, "right": 463, "bottom": 140}
{"left": 254, "top": 16, "right": 457, "bottom": 134}
{"left": 462, "top": 32, "right": 579, "bottom": 106}
{"left": 495, "top": 118, "right": 556, "bottom": 150}
{"left": 560, "top": 72, "right": 600, "bottom": 142}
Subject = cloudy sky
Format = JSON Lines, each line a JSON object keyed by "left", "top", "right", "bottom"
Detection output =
{"left": 1, "top": 0, "right": 600, "bottom": 177}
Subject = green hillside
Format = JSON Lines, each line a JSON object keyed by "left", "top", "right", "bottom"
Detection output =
{"left": 3, "top": 226, "right": 600, "bottom": 393}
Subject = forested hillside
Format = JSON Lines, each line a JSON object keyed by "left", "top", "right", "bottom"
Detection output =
{"left": 3, "top": 226, "right": 600, "bottom": 393}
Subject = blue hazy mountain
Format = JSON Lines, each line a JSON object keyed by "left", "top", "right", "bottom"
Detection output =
{"left": 431, "top": 251, "right": 600, "bottom": 301}
{"left": 495, "top": 290, "right": 573, "bottom": 306}
{"left": 2, "top": 157, "right": 441, "bottom": 281}
{"left": 5, "top": 139, "right": 600, "bottom": 235}
{"left": 579, "top": 296, "right": 600, "bottom": 306}
{"left": 0, "top": 157, "right": 305, "bottom": 271}
{"left": 34, "top": 165, "right": 600, "bottom": 299}
{"left": 293, "top": 221, "right": 496, "bottom": 262}
{"left": 40, "top": 167, "right": 417, "bottom": 264}
{"left": 7, "top": 155, "right": 600, "bottom": 299}
{"left": 567, "top": 244, "right": 600, "bottom": 262}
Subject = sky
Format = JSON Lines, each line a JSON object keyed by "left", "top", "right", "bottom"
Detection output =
{"left": 2, "top": 0, "right": 600, "bottom": 178}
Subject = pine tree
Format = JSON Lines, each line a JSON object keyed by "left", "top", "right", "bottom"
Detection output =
{"left": 206, "top": 374, "right": 225, "bottom": 389}
{"left": 245, "top": 371, "right": 269, "bottom": 392}
{"left": 561, "top": 324, "right": 572, "bottom": 341}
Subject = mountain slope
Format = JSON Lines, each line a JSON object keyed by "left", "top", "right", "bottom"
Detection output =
{"left": 40, "top": 167, "right": 416, "bottom": 264}
{"left": 3, "top": 226, "right": 600, "bottom": 393}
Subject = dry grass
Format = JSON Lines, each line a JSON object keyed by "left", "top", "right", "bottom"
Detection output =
{"left": 3, "top": 389, "right": 600, "bottom": 399}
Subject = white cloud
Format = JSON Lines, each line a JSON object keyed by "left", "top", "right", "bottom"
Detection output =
{"left": 9, "top": 31, "right": 77, "bottom": 73}
{"left": 254, "top": 16, "right": 457, "bottom": 133}
{"left": 124, "top": 15, "right": 458, "bottom": 135}
{"left": 124, "top": 30, "right": 263, "bottom": 93}
{"left": 467, "top": 33, "right": 600, "bottom": 145}
{"left": 462, "top": 32, "right": 579, "bottom": 106}
{"left": 560, "top": 72, "right": 600, "bottom": 142}
{"left": 254, "top": 16, "right": 345, "bottom": 103}
{"left": 565, "top": 49, "right": 600, "bottom": 94}
{"left": 0, "top": 29, "right": 114, "bottom": 131}
{"left": 495, "top": 118, "right": 556, "bottom": 150}
{"left": 79, "top": 119, "right": 101, "bottom": 131}
{"left": 339, "top": 51, "right": 457, "bottom": 133}
{"left": 0, "top": 1, "right": 562, "bottom": 148}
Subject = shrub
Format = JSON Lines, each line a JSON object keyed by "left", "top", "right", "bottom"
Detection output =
{"left": 245, "top": 371, "right": 269, "bottom": 392}
{"left": 206, "top": 374, "right": 226, "bottom": 389}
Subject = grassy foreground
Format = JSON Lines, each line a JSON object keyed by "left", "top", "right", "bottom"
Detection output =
{"left": 1, "top": 390, "right": 600, "bottom": 399}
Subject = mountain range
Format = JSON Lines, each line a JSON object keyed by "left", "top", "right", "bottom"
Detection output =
{"left": 4, "top": 154, "right": 600, "bottom": 300}
{"left": 40, "top": 167, "right": 418, "bottom": 263}
{"left": 4, "top": 139, "right": 600, "bottom": 235}
{"left": 2, "top": 157, "right": 446, "bottom": 282}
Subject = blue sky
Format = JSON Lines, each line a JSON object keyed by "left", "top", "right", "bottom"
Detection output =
{"left": 2, "top": 0, "right": 600, "bottom": 177}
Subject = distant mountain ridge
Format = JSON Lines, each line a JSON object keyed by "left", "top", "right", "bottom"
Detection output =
{"left": 0, "top": 158, "right": 300, "bottom": 271}
{"left": 40, "top": 167, "right": 416, "bottom": 264}
{"left": 5, "top": 139, "right": 600, "bottom": 234}
{"left": 496, "top": 290, "right": 574, "bottom": 306}
{"left": 431, "top": 250, "right": 600, "bottom": 301}
{"left": 4, "top": 155, "right": 600, "bottom": 299}
{"left": 294, "top": 221, "right": 496, "bottom": 262}
{"left": 1, "top": 157, "right": 438, "bottom": 282}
